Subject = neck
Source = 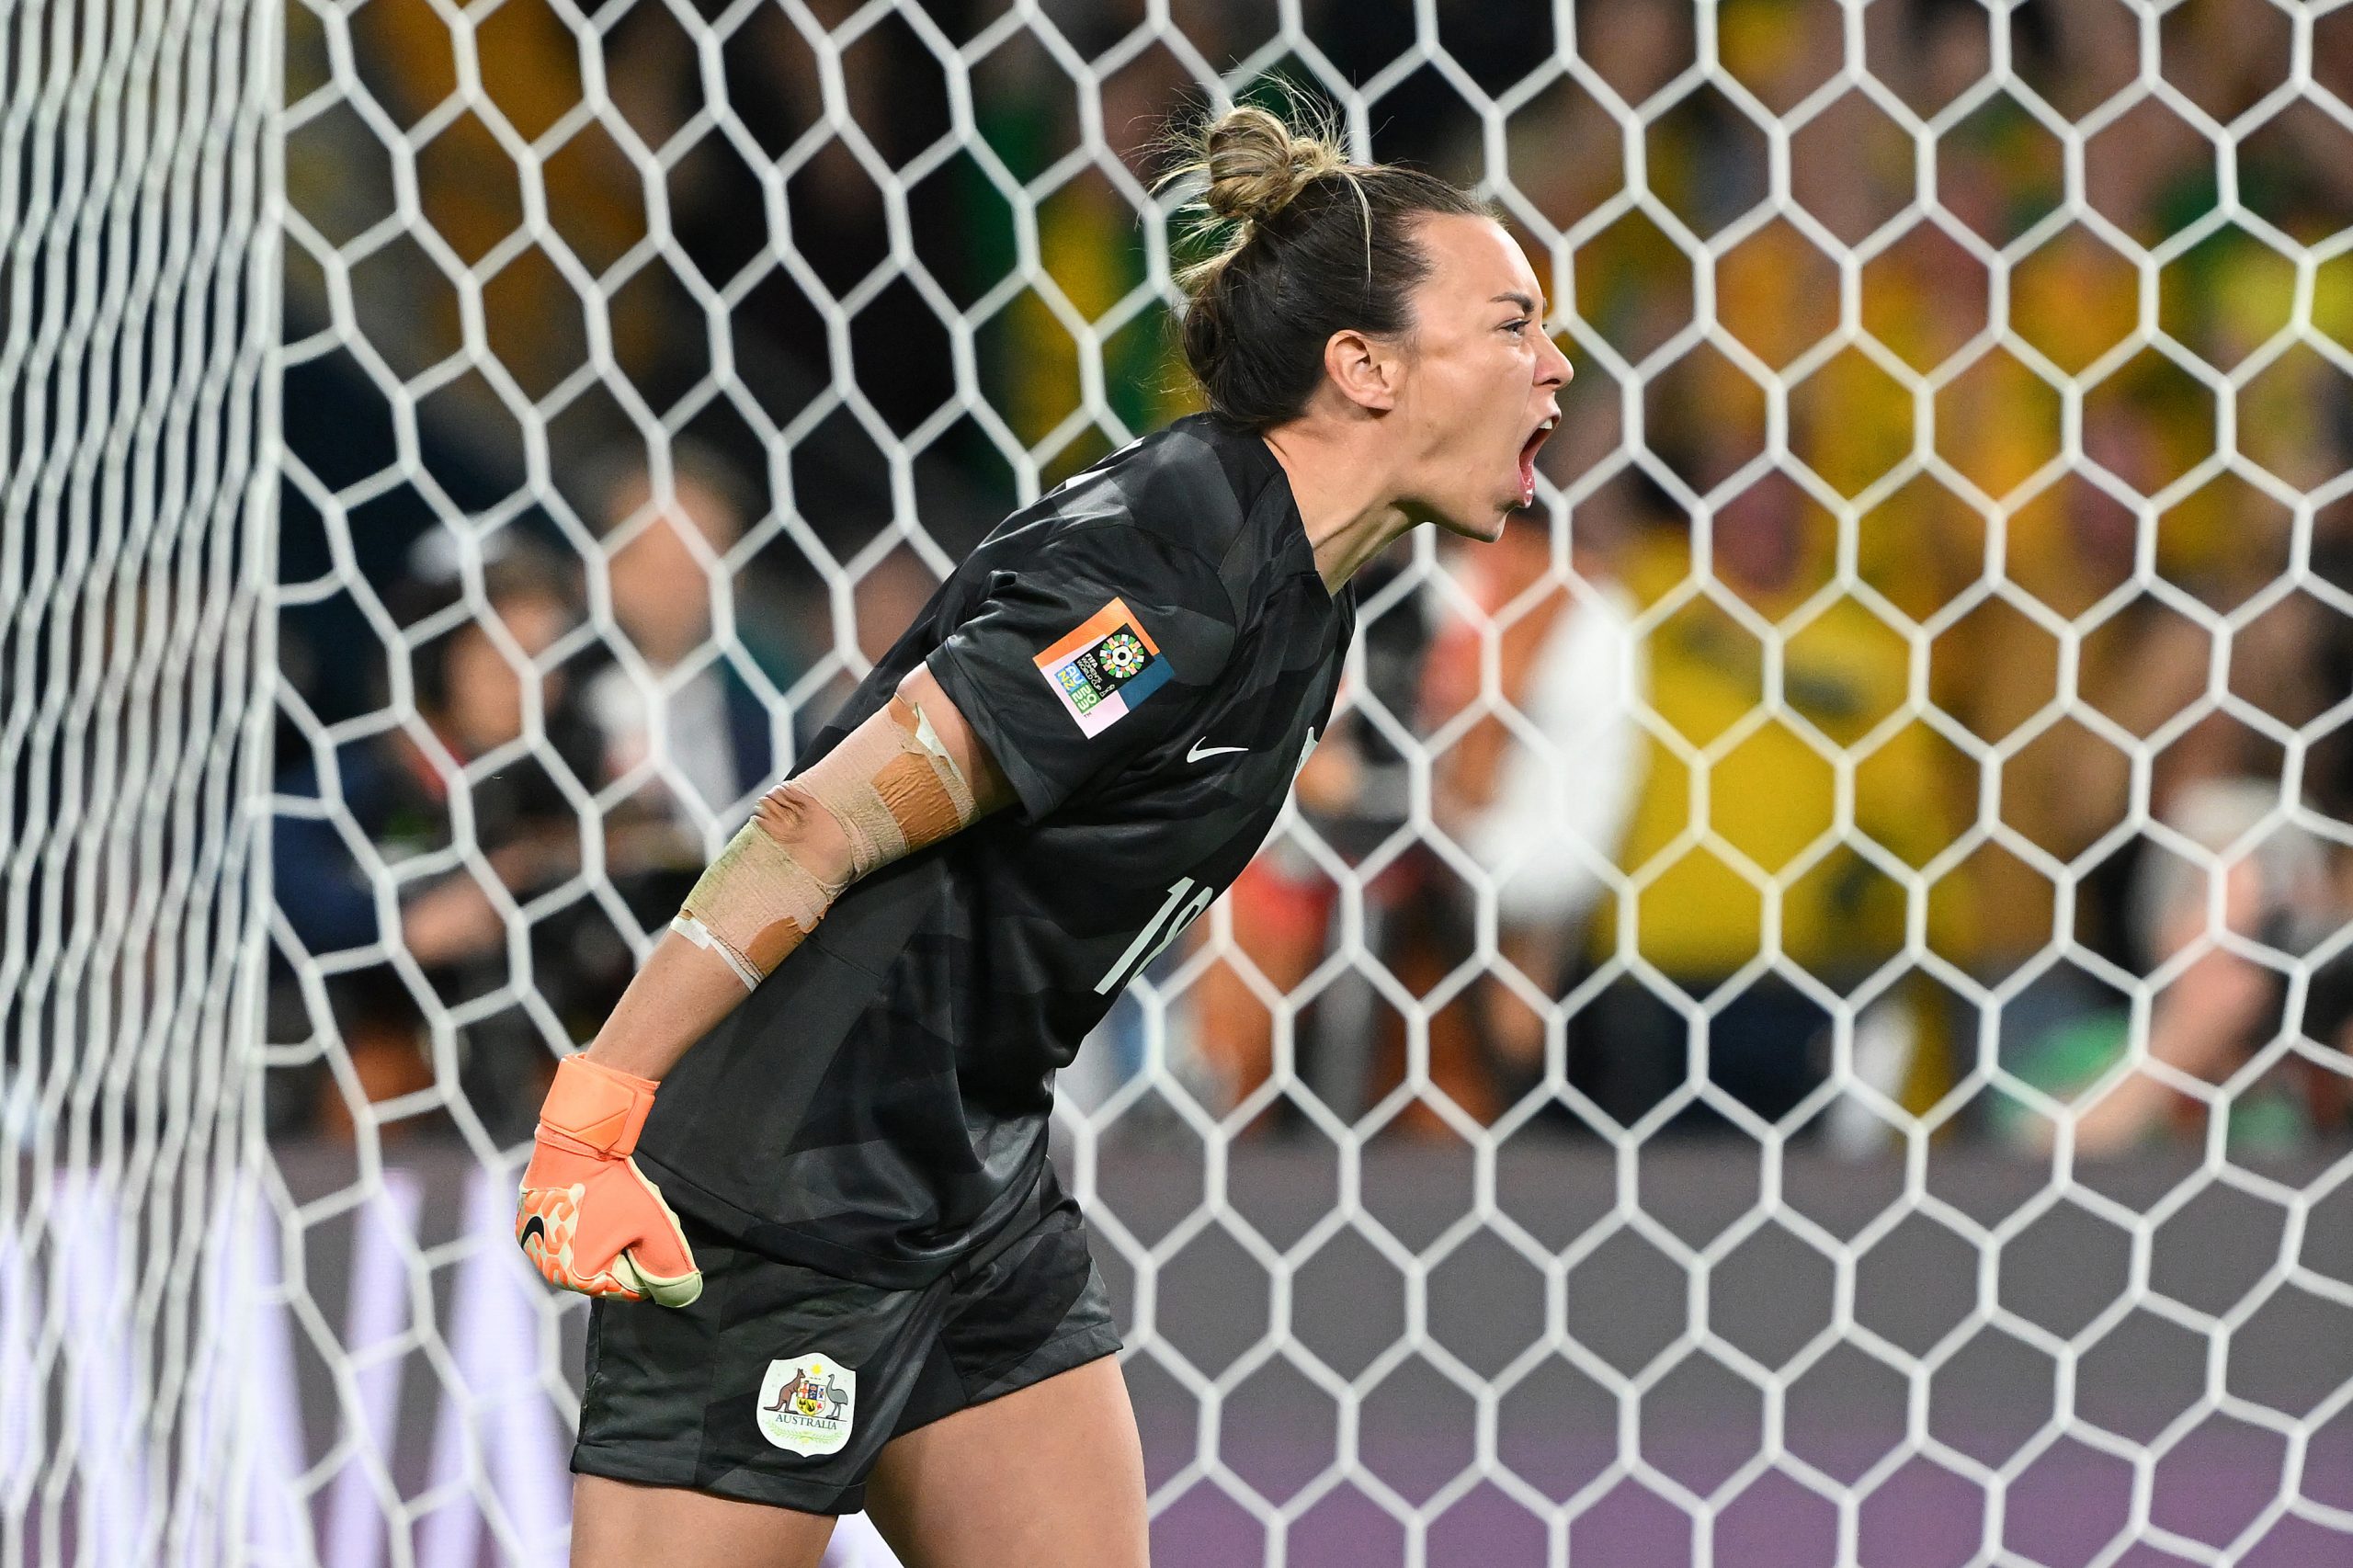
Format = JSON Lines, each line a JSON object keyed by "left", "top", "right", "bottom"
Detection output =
{"left": 1260, "top": 417, "right": 1415, "bottom": 593}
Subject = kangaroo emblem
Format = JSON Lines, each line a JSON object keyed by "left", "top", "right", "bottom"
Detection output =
{"left": 756, "top": 1354, "right": 856, "bottom": 1456}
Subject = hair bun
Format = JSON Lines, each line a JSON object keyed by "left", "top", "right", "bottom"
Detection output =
{"left": 1200, "top": 104, "right": 1346, "bottom": 224}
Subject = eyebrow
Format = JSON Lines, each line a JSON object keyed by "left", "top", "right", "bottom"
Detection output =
{"left": 1493, "top": 291, "right": 1539, "bottom": 313}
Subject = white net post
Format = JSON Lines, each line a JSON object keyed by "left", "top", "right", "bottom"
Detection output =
{"left": 0, "top": 0, "right": 280, "bottom": 1561}
{"left": 8, "top": 0, "right": 2349, "bottom": 1562}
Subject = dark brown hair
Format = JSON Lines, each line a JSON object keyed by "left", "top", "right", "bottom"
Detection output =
{"left": 1166, "top": 104, "right": 1488, "bottom": 430}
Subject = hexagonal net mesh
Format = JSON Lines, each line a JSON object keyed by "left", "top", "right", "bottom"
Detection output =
{"left": 9, "top": 0, "right": 2353, "bottom": 1563}
{"left": 2, "top": 0, "right": 281, "bottom": 1559}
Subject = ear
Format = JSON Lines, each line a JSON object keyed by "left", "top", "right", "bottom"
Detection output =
{"left": 1322, "top": 327, "right": 1399, "bottom": 413}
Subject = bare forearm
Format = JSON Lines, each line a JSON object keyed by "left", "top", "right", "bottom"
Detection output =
{"left": 581, "top": 786, "right": 853, "bottom": 1082}
{"left": 580, "top": 929, "right": 764, "bottom": 1081}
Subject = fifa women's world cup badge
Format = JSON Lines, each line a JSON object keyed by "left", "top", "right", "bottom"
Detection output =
{"left": 1034, "top": 597, "right": 1171, "bottom": 736}
{"left": 756, "top": 1352, "right": 858, "bottom": 1456}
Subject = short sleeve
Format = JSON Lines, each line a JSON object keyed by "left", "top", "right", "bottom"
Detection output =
{"left": 926, "top": 524, "right": 1236, "bottom": 819}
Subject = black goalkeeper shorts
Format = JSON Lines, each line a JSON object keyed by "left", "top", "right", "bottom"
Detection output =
{"left": 570, "top": 1192, "right": 1121, "bottom": 1516}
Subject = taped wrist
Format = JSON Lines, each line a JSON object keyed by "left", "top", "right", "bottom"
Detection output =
{"left": 537, "top": 1055, "right": 659, "bottom": 1159}
{"left": 804, "top": 695, "right": 979, "bottom": 879}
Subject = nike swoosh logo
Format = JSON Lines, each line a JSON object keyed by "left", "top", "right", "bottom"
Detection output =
{"left": 518, "top": 1215, "right": 548, "bottom": 1251}
{"left": 1188, "top": 739, "right": 1248, "bottom": 763}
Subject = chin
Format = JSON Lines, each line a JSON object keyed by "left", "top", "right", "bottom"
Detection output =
{"left": 1427, "top": 511, "right": 1502, "bottom": 544}
{"left": 1418, "top": 493, "right": 1512, "bottom": 542}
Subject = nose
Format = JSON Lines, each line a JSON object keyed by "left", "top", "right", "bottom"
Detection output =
{"left": 1539, "top": 326, "right": 1573, "bottom": 389}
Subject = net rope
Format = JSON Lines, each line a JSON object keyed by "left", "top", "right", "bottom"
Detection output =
{"left": 0, "top": 0, "right": 278, "bottom": 1561}
{"left": 8, "top": 0, "right": 2353, "bottom": 1563}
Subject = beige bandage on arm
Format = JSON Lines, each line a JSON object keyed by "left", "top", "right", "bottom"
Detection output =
{"left": 671, "top": 695, "right": 981, "bottom": 991}
{"left": 807, "top": 693, "right": 979, "bottom": 876}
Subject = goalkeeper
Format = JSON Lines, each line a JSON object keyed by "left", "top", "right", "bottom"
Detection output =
{"left": 524, "top": 103, "right": 1570, "bottom": 1568}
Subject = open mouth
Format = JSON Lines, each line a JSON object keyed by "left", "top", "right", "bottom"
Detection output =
{"left": 1518, "top": 414, "right": 1560, "bottom": 505}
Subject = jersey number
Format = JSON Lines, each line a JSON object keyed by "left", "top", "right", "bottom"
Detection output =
{"left": 1094, "top": 877, "right": 1215, "bottom": 994}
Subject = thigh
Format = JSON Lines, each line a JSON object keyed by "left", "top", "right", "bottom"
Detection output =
{"left": 572, "top": 1222, "right": 955, "bottom": 1517}
{"left": 571, "top": 1473, "right": 835, "bottom": 1568}
{"left": 860, "top": 1356, "right": 1147, "bottom": 1568}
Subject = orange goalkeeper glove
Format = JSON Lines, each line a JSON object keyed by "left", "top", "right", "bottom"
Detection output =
{"left": 515, "top": 1056, "right": 703, "bottom": 1307}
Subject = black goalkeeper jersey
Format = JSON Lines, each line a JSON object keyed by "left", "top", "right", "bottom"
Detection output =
{"left": 635, "top": 415, "right": 1357, "bottom": 1286}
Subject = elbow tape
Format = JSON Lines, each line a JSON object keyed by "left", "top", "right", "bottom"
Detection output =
{"left": 804, "top": 695, "right": 978, "bottom": 880}
{"left": 672, "top": 696, "right": 977, "bottom": 990}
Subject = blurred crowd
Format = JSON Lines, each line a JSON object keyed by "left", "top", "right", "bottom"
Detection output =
{"left": 267, "top": 0, "right": 2353, "bottom": 1157}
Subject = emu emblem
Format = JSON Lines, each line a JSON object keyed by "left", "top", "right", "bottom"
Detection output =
{"left": 756, "top": 1352, "right": 857, "bottom": 1458}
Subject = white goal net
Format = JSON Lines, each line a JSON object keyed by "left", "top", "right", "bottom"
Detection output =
{"left": 6, "top": 0, "right": 2353, "bottom": 1564}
